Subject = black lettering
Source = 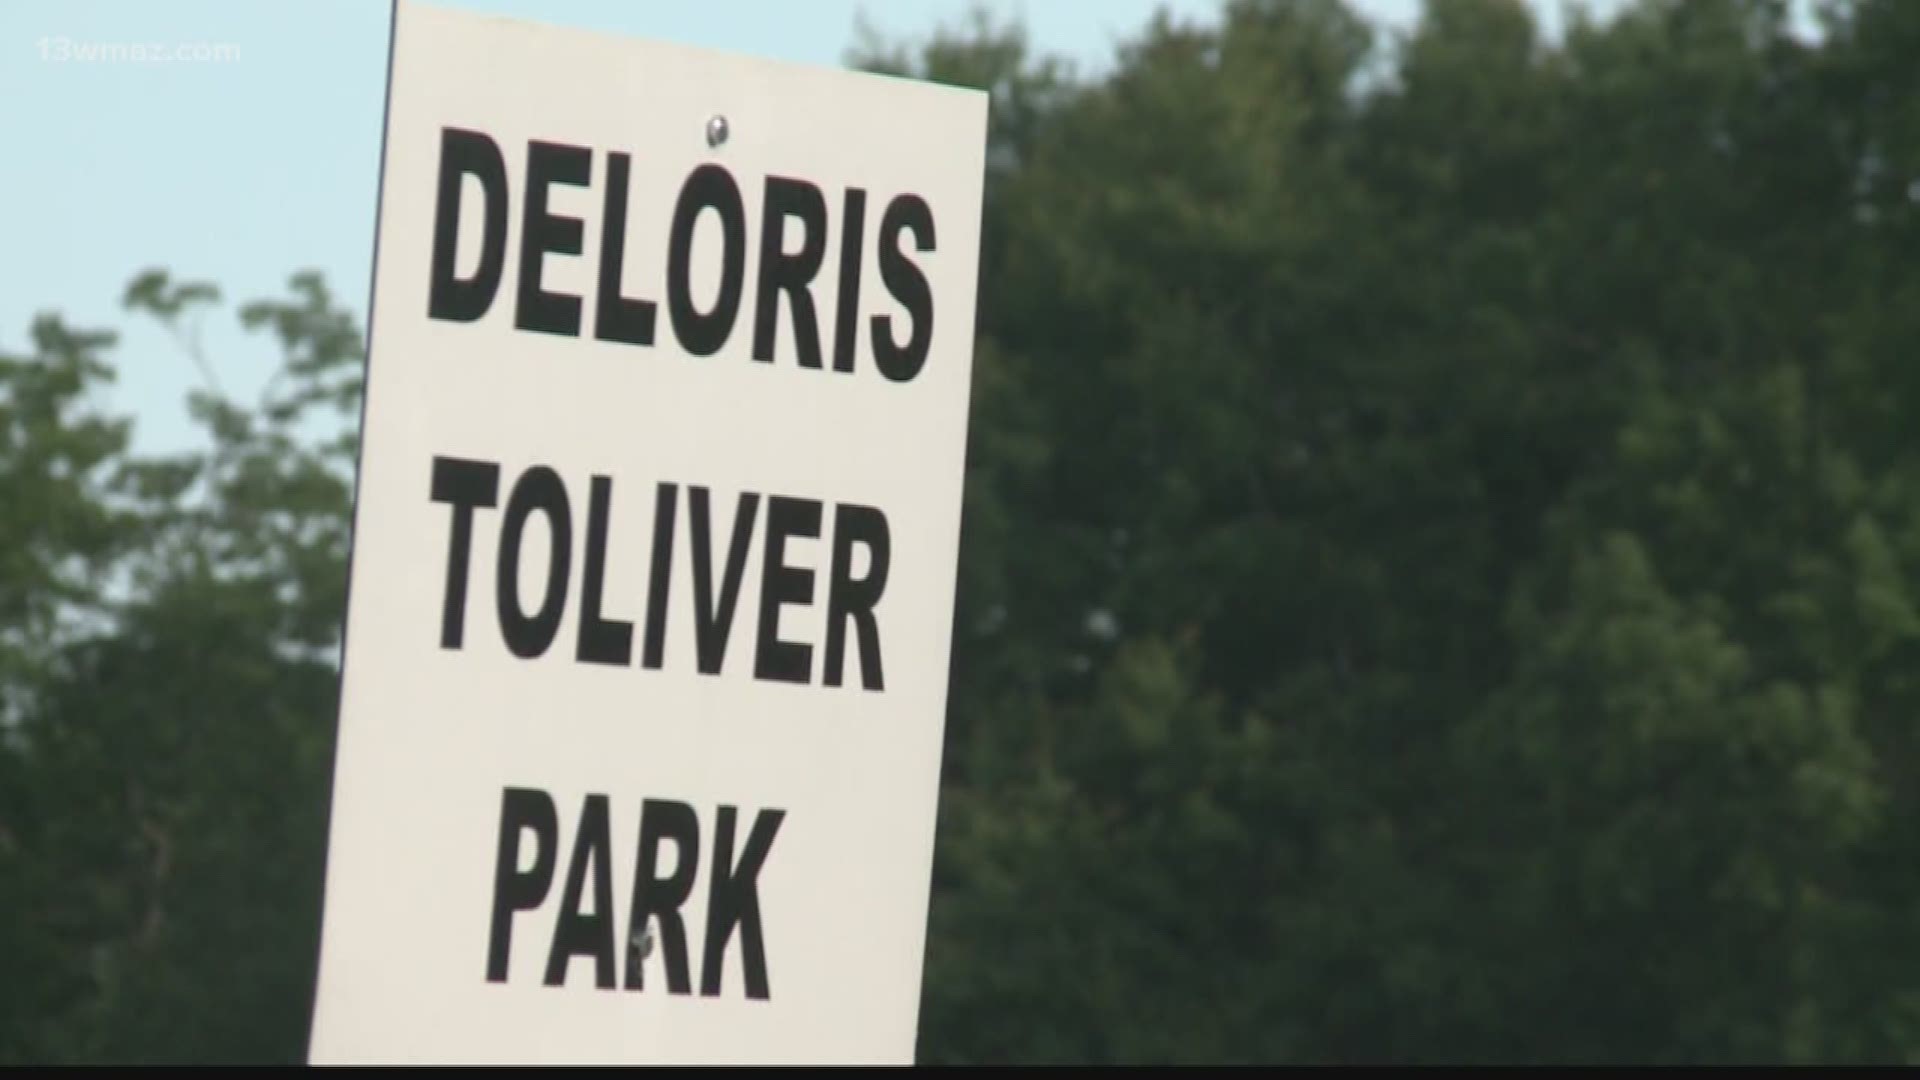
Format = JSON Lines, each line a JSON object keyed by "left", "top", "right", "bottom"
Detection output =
{"left": 832, "top": 188, "right": 866, "bottom": 373}
{"left": 498, "top": 466, "right": 572, "bottom": 659}
{"left": 751, "top": 177, "right": 828, "bottom": 369}
{"left": 431, "top": 455, "right": 501, "bottom": 650}
{"left": 701, "top": 806, "right": 785, "bottom": 1001}
{"left": 755, "top": 496, "right": 819, "bottom": 684}
{"left": 624, "top": 799, "right": 700, "bottom": 994}
{"left": 641, "top": 483, "right": 677, "bottom": 670}
{"left": 577, "top": 475, "right": 633, "bottom": 665}
{"left": 690, "top": 488, "right": 759, "bottom": 676}
{"left": 487, "top": 787, "right": 558, "bottom": 984}
{"left": 823, "top": 502, "right": 889, "bottom": 690}
{"left": 515, "top": 140, "right": 592, "bottom": 336}
{"left": 545, "top": 794, "right": 617, "bottom": 989}
{"left": 429, "top": 128, "right": 509, "bottom": 323}
{"left": 871, "top": 194, "right": 936, "bottom": 382}
{"left": 667, "top": 164, "right": 747, "bottom": 356}
{"left": 594, "top": 151, "right": 658, "bottom": 347}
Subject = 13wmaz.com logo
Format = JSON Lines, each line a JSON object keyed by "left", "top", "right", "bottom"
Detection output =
{"left": 37, "top": 36, "right": 241, "bottom": 64}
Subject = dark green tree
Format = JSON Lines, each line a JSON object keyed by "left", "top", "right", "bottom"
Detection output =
{"left": 0, "top": 271, "right": 359, "bottom": 1064}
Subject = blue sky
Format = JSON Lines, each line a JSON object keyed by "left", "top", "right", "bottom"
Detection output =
{"left": 0, "top": 0, "right": 1453, "bottom": 455}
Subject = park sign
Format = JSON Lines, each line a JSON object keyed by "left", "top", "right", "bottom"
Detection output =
{"left": 306, "top": 0, "right": 987, "bottom": 1065}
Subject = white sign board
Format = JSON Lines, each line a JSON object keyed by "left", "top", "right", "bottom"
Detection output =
{"left": 308, "top": 0, "right": 986, "bottom": 1064}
